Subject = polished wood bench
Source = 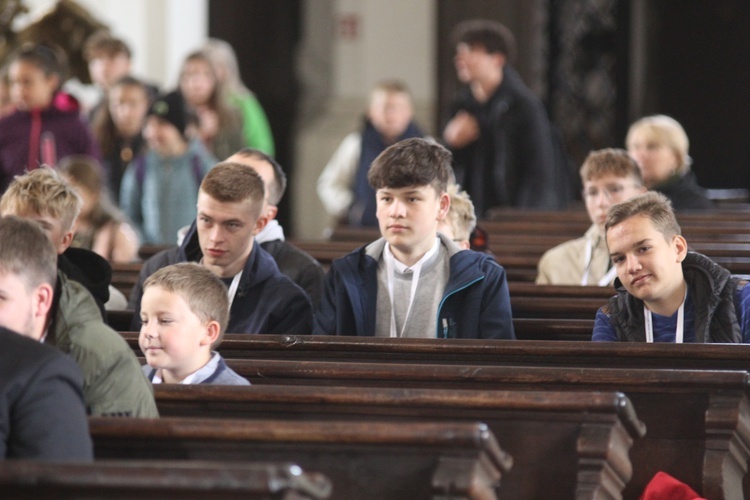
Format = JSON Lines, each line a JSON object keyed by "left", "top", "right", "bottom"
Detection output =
{"left": 214, "top": 360, "right": 750, "bottom": 499}
{"left": 90, "top": 418, "right": 511, "bottom": 500}
{"left": 0, "top": 460, "right": 331, "bottom": 499}
{"left": 151, "top": 386, "right": 641, "bottom": 500}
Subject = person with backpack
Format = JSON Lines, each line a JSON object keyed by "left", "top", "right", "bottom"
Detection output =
{"left": 120, "top": 91, "right": 216, "bottom": 244}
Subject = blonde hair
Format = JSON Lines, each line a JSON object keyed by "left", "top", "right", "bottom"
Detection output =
{"left": 444, "top": 184, "right": 477, "bottom": 242}
{"left": 0, "top": 167, "right": 81, "bottom": 232}
{"left": 143, "top": 263, "right": 230, "bottom": 345}
{"left": 626, "top": 115, "right": 690, "bottom": 173}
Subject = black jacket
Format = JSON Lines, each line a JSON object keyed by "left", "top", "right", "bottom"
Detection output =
{"left": 129, "top": 222, "right": 313, "bottom": 334}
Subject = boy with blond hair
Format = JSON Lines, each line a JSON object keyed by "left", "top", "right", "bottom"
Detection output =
{"left": 438, "top": 184, "right": 477, "bottom": 250}
{"left": 140, "top": 262, "right": 248, "bottom": 384}
{"left": 315, "top": 138, "right": 514, "bottom": 339}
{"left": 317, "top": 80, "right": 428, "bottom": 227}
{"left": 536, "top": 149, "right": 646, "bottom": 285}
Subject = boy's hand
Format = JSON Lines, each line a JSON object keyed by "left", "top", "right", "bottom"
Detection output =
{"left": 443, "top": 111, "right": 480, "bottom": 149}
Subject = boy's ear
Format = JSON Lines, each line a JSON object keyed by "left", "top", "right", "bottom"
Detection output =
{"left": 58, "top": 230, "right": 75, "bottom": 253}
{"left": 200, "top": 320, "right": 221, "bottom": 346}
{"left": 673, "top": 235, "right": 688, "bottom": 263}
{"left": 436, "top": 192, "right": 451, "bottom": 222}
{"left": 252, "top": 213, "right": 269, "bottom": 236}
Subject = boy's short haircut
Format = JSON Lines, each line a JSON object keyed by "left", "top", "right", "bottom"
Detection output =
{"left": 199, "top": 162, "right": 266, "bottom": 220}
{"left": 626, "top": 114, "right": 690, "bottom": 173}
{"left": 231, "top": 148, "right": 287, "bottom": 205}
{"left": 368, "top": 138, "right": 454, "bottom": 194}
{"left": 83, "top": 31, "right": 132, "bottom": 61}
{"left": 605, "top": 191, "right": 681, "bottom": 240}
{"left": 371, "top": 80, "right": 412, "bottom": 99}
{"left": 452, "top": 19, "right": 517, "bottom": 63}
{"left": 579, "top": 148, "right": 643, "bottom": 185}
{"left": 143, "top": 263, "right": 230, "bottom": 345}
{"left": 0, "top": 167, "right": 82, "bottom": 233}
{"left": 0, "top": 215, "right": 57, "bottom": 290}
{"left": 445, "top": 184, "right": 477, "bottom": 242}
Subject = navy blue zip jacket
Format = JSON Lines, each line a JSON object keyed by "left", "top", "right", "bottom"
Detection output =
{"left": 129, "top": 221, "right": 313, "bottom": 334}
{"left": 314, "top": 235, "right": 515, "bottom": 339}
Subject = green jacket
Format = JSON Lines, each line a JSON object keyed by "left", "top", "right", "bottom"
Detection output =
{"left": 48, "top": 272, "right": 158, "bottom": 417}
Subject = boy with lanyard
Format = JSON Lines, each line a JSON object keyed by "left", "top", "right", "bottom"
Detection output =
{"left": 139, "top": 263, "right": 248, "bottom": 385}
{"left": 593, "top": 191, "right": 750, "bottom": 342}
{"left": 537, "top": 149, "right": 646, "bottom": 285}
{"left": 314, "top": 137, "right": 514, "bottom": 339}
{"left": 129, "top": 162, "right": 313, "bottom": 335}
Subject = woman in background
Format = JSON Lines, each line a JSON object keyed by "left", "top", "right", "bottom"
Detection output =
{"left": 202, "top": 38, "right": 274, "bottom": 155}
{"left": 178, "top": 49, "right": 245, "bottom": 160}
{"left": 90, "top": 75, "right": 154, "bottom": 203}
{"left": 59, "top": 155, "right": 140, "bottom": 263}
{"left": 626, "top": 115, "right": 713, "bottom": 210}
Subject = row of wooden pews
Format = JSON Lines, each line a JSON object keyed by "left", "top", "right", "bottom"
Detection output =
{"left": 81, "top": 208, "right": 750, "bottom": 498}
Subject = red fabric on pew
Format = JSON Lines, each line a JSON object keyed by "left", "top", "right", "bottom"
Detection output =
{"left": 639, "top": 472, "right": 705, "bottom": 500}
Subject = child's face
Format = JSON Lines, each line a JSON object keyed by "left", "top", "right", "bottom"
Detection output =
{"left": 606, "top": 214, "right": 687, "bottom": 308}
{"left": 376, "top": 184, "right": 450, "bottom": 262}
{"left": 583, "top": 173, "right": 644, "bottom": 231}
{"left": 368, "top": 90, "right": 413, "bottom": 142}
{"left": 88, "top": 52, "right": 131, "bottom": 90}
{"left": 139, "top": 285, "right": 213, "bottom": 381}
{"left": 627, "top": 129, "right": 681, "bottom": 187}
{"left": 180, "top": 59, "right": 215, "bottom": 107}
{"left": 9, "top": 61, "right": 58, "bottom": 111}
{"left": 143, "top": 116, "right": 186, "bottom": 156}
{"left": 108, "top": 84, "right": 149, "bottom": 138}
{"left": 4, "top": 208, "right": 72, "bottom": 255}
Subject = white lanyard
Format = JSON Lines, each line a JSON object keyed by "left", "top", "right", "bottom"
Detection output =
{"left": 581, "top": 238, "right": 617, "bottom": 286}
{"left": 644, "top": 288, "right": 688, "bottom": 343}
{"left": 226, "top": 270, "right": 243, "bottom": 309}
{"left": 384, "top": 239, "right": 439, "bottom": 338}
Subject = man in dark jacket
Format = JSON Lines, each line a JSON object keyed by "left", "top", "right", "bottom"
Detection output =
{"left": 129, "top": 162, "right": 313, "bottom": 335}
{"left": 314, "top": 138, "right": 514, "bottom": 339}
{"left": 225, "top": 148, "right": 325, "bottom": 308}
{"left": 443, "top": 19, "right": 569, "bottom": 214}
{"left": 593, "top": 192, "right": 750, "bottom": 342}
{"left": 0, "top": 327, "right": 93, "bottom": 461}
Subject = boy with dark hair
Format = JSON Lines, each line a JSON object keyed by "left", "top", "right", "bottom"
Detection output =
{"left": 315, "top": 138, "right": 514, "bottom": 339}
{"left": 593, "top": 191, "right": 750, "bottom": 342}
{"left": 140, "top": 263, "right": 248, "bottom": 385}
{"left": 537, "top": 149, "right": 646, "bottom": 285}
{"left": 443, "top": 19, "right": 568, "bottom": 214}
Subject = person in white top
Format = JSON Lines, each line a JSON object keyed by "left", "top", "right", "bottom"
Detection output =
{"left": 536, "top": 149, "right": 646, "bottom": 286}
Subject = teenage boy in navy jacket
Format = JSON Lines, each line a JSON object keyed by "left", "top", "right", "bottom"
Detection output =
{"left": 314, "top": 138, "right": 514, "bottom": 339}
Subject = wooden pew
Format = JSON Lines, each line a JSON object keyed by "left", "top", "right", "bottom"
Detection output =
{"left": 214, "top": 360, "right": 750, "bottom": 499}
{"left": 90, "top": 418, "right": 511, "bottom": 500}
{"left": 0, "top": 460, "right": 331, "bottom": 499}
{"left": 118, "top": 317, "right": 596, "bottom": 346}
{"left": 149, "top": 386, "right": 642, "bottom": 500}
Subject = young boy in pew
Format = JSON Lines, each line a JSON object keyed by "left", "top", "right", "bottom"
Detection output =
{"left": 140, "top": 262, "right": 249, "bottom": 385}
{"left": 537, "top": 148, "right": 646, "bottom": 285}
{"left": 314, "top": 137, "right": 515, "bottom": 339}
{"left": 593, "top": 191, "right": 750, "bottom": 342}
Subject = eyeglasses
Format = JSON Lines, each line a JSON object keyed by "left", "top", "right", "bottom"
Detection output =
{"left": 582, "top": 184, "right": 635, "bottom": 201}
